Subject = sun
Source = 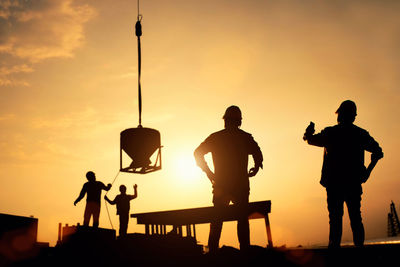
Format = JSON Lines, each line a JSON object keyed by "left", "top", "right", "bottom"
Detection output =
{"left": 172, "top": 151, "right": 203, "bottom": 184}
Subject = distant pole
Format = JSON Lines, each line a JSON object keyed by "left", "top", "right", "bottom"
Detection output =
{"left": 57, "top": 223, "right": 62, "bottom": 244}
{"left": 391, "top": 201, "right": 400, "bottom": 235}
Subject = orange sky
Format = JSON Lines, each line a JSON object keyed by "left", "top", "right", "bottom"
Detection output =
{"left": 0, "top": 0, "right": 399, "bottom": 248}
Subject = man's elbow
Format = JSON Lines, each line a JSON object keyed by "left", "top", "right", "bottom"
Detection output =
{"left": 193, "top": 152, "right": 203, "bottom": 166}
{"left": 193, "top": 149, "right": 200, "bottom": 160}
{"left": 372, "top": 150, "right": 384, "bottom": 161}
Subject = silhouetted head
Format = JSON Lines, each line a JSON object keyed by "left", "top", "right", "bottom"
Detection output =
{"left": 336, "top": 100, "right": 357, "bottom": 124}
{"left": 223, "top": 105, "right": 242, "bottom": 129}
{"left": 119, "top": 185, "right": 126, "bottom": 194}
{"left": 86, "top": 171, "right": 96, "bottom": 182}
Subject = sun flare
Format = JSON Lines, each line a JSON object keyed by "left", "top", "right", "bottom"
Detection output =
{"left": 172, "top": 152, "right": 202, "bottom": 184}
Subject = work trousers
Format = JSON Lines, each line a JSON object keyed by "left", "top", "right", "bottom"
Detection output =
{"left": 208, "top": 190, "right": 250, "bottom": 252}
{"left": 119, "top": 213, "right": 129, "bottom": 237}
{"left": 84, "top": 201, "right": 100, "bottom": 228}
{"left": 326, "top": 186, "right": 364, "bottom": 248}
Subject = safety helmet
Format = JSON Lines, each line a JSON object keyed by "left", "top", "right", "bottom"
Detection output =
{"left": 223, "top": 105, "right": 242, "bottom": 121}
{"left": 336, "top": 100, "right": 357, "bottom": 116}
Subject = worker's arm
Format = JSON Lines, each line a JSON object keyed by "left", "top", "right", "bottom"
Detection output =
{"left": 194, "top": 139, "right": 215, "bottom": 184}
{"left": 303, "top": 122, "right": 326, "bottom": 147}
{"left": 361, "top": 132, "right": 384, "bottom": 183}
{"left": 129, "top": 184, "right": 138, "bottom": 200}
{"left": 249, "top": 136, "right": 263, "bottom": 177}
{"left": 74, "top": 184, "right": 87, "bottom": 206}
{"left": 104, "top": 195, "right": 116, "bottom": 205}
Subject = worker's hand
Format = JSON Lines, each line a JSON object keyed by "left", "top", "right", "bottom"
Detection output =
{"left": 206, "top": 170, "right": 215, "bottom": 184}
{"left": 104, "top": 195, "right": 109, "bottom": 201}
{"left": 107, "top": 183, "right": 112, "bottom": 188}
{"left": 360, "top": 165, "right": 370, "bottom": 184}
{"left": 74, "top": 200, "right": 78, "bottom": 206}
{"left": 372, "top": 151, "right": 384, "bottom": 162}
{"left": 133, "top": 184, "right": 138, "bottom": 189}
{"left": 303, "top": 122, "right": 315, "bottom": 141}
{"left": 248, "top": 166, "right": 259, "bottom": 177}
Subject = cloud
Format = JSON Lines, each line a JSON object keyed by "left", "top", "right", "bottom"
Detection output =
{"left": 0, "top": 63, "right": 33, "bottom": 86}
{"left": 0, "top": 64, "right": 33, "bottom": 75}
{"left": 0, "top": 0, "right": 96, "bottom": 62}
{"left": 0, "top": 0, "right": 95, "bottom": 87}
{"left": 0, "top": 77, "right": 29, "bottom": 86}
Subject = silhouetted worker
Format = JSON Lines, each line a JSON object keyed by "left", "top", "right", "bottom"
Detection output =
{"left": 74, "top": 171, "right": 112, "bottom": 228}
{"left": 104, "top": 184, "right": 138, "bottom": 237}
{"left": 303, "top": 100, "right": 383, "bottom": 248}
{"left": 194, "top": 105, "right": 263, "bottom": 252}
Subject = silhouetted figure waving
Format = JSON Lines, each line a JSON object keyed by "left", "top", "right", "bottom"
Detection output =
{"left": 304, "top": 100, "right": 383, "bottom": 248}
{"left": 194, "top": 105, "right": 263, "bottom": 252}
{"left": 74, "top": 171, "right": 112, "bottom": 228}
{"left": 104, "top": 184, "right": 138, "bottom": 237}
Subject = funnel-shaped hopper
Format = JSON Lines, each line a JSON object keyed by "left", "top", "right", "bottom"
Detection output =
{"left": 120, "top": 127, "right": 162, "bottom": 174}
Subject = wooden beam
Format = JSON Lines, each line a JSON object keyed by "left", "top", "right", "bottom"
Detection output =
{"left": 131, "top": 201, "right": 271, "bottom": 225}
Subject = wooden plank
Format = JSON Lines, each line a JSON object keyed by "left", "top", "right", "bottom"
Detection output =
{"left": 131, "top": 201, "right": 271, "bottom": 225}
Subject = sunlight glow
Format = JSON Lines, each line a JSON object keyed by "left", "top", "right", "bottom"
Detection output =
{"left": 173, "top": 152, "right": 202, "bottom": 185}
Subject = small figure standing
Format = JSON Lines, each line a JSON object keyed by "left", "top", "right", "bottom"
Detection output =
{"left": 104, "top": 184, "right": 138, "bottom": 237}
{"left": 194, "top": 105, "right": 263, "bottom": 252}
{"left": 74, "top": 171, "right": 112, "bottom": 228}
{"left": 303, "top": 100, "right": 383, "bottom": 248}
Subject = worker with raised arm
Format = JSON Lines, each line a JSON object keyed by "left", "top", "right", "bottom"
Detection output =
{"left": 194, "top": 105, "right": 263, "bottom": 252}
{"left": 303, "top": 100, "right": 383, "bottom": 248}
{"left": 105, "top": 184, "right": 138, "bottom": 237}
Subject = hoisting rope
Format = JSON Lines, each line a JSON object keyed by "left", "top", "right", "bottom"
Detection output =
{"left": 135, "top": 0, "right": 143, "bottom": 127}
{"left": 106, "top": 1, "right": 145, "bottom": 231}
{"left": 104, "top": 170, "right": 121, "bottom": 230}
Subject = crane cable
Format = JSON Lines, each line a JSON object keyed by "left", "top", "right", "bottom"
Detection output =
{"left": 104, "top": 170, "right": 121, "bottom": 230}
{"left": 135, "top": 0, "right": 143, "bottom": 127}
{"left": 105, "top": 0, "right": 142, "bottom": 230}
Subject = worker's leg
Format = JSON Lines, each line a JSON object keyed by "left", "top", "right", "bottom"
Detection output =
{"left": 92, "top": 203, "right": 100, "bottom": 228}
{"left": 327, "top": 188, "right": 344, "bottom": 248}
{"left": 208, "top": 192, "right": 229, "bottom": 253}
{"left": 83, "top": 202, "right": 92, "bottom": 226}
{"left": 209, "top": 220, "right": 222, "bottom": 252}
{"left": 119, "top": 213, "right": 129, "bottom": 237}
{"left": 346, "top": 189, "right": 364, "bottom": 247}
{"left": 234, "top": 192, "right": 250, "bottom": 251}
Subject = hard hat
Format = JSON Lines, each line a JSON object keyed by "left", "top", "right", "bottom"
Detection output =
{"left": 223, "top": 105, "right": 242, "bottom": 120}
{"left": 336, "top": 100, "right": 357, "bottom": 116}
